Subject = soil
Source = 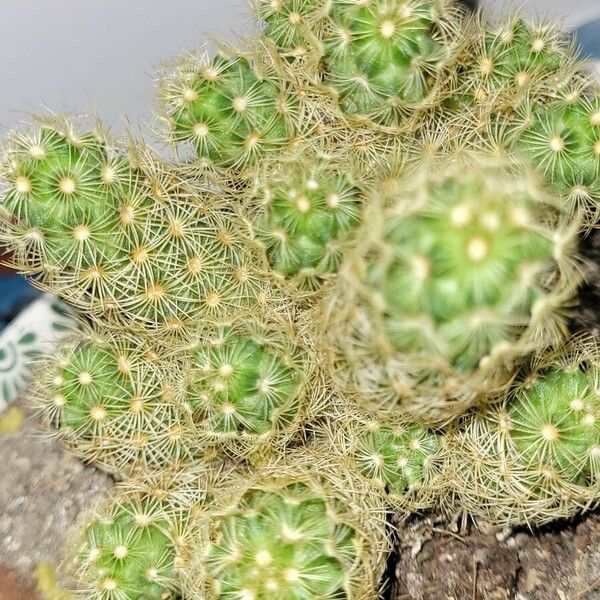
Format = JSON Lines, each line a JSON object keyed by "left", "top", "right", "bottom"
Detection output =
{"left": 391, "top": 512, "right": 600, "bottom": 600}
{"left": 0, "top": 567, "right": 38, "bottom": 600}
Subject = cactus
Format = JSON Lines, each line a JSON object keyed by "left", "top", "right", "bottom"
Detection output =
{"left": 71, "top": 492, "right": 181, "bottom": 600}
{"left": 185, "top": 319, "right": 312, "bottom": 458}
{"left": 35, "top": 331, "right": 196, "bottom": 474}
{"left": 158, "top": 51, "right": 300, "bottom": 177}
{"left": 4, "top": 0, "right": 600, "bottom": 596}
{"left": 322, "top": 156, "right": 580, "bottom": 421}
{"left": 450, "top": 16, "right": 580, "bottom": 120}
{"left": 504, "top": 95, "right": 600, "bottom": 215}
{"left": 0, "top": 120, "right": 268, "bottom": 339}
{"left": 183, "top": 455, "right": 390, "bottom": 599}
{"left": 247, "top": 154, "right": 364, "bottom": 291}
{"left": 446, "top": 347, "right": 600, "bottom": 526}
{"left": 258, "top": 0, "right": 463, "bottom": 128}
{"left": 330, "top": 411, "right": 444, "bottom": 512}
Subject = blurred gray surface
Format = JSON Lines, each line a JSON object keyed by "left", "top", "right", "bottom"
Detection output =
{"left": 0, "top": 0, "right": 256, "bottom": 133}
{"left": 486, "top": 0, "right": 599, "bottom": 27}
{"left": 0, "top": 1, "right": 597, "bottom": 134}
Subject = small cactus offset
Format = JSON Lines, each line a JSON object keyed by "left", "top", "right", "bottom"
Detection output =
{"left": 185, "top": 318, "right": 315, "bottom": 459}
{"left": 246, "top": 153, "right": 364, "bottom": 292}
{"left": 2, "top": 0, "right": 600, "bottom": 598}
{"left": 258, "top": 0, "right": 464, "bottom": 128}
{"left": 70, "top": 490, "right": 183, "bottom": 599}
{"left": 158, "top": 50, "right": 301, "bottom": 179}
{"left": 450, "top": 16, "right": 582, "bottom": 120}
{"left": 329, "top": 410, "right": 445, "bottom": 513}
{"left": 506, "top": 95, "right": 600, "bottom": 215}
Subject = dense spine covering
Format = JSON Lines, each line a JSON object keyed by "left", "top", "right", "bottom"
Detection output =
{"left": 505, "top": 95, "right": 600, "bottom": 215}
{"left": 183, "top": 455, "right": 390, "bottom": 600}
{"left": 185, "top": 319, "right": 313, "bottom": 458}
{"left": 71, "top": 492, "right": 181, "bottom": 600}
{"left": 330, "top": 411, "right": 444, "bottom": 512}
{"left": 158, "top": 51, "right": 300, "bottom": 177}
{"left": 247, "top": 154, "right": 364, "bottom": 292}
{"left": 322, "top": 156, "right": 581, "bottom": 421}
{"left": 35, "top": 331, "right": 195, "bottom": 474}
{"left": 445, "top": 347, "right": 600, "bottom": 526}
{"left": 0, "top": 120, "right": 270, "bottom": 340}
{"left": 451, "top": 17, "right": 580, "bottom": 119}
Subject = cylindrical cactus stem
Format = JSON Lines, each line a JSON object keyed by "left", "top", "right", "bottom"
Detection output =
{"left": 34, "top": 328, "right": 198, "bottom": 475}
{"left": 184, "top": 317, "right": 318, "bottom": 461}
{"left": 157, "top": 48, "right": 301, "bottom": 181}
{"left": 321, "top": 154, "right": 581, "bottom": 423}
{"left": 328, "top": 408, "right": 446, "bottom": 514}
{"left": 245, "top": 152, "right": 364, "bottom": 294}
{"left": 257, "top": 0, "right": 465, "bottom": 128}
{"left": 182, "top": 451, "right": 391, "bottom": 599}
{"left": 0, "top": 119, "right": 271, "bottom": 340}
{"left": 444, "top": 344, "right": 600, "bottom": 526}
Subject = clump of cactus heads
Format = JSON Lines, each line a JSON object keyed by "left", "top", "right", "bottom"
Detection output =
{"left": 504, "top": 95, "right": 600, "bottom": 215}
{"left": 0, "top": 119, "right": 270, "bottom": 339}
{"left": 158, "top": 50, "right": 300, "bottom": 178}
{"left": 246, "top": 153, "right": 364, "bottom": 292}
{"left": 259, "top": 0, "right": 464, "bottom": 128}
{"left": 322, "top": 155, "right": 581, "bottom": 422}
{"left": 450, "top": 16, "right": 581, "bottom": 120}
{"left": 183, "top": 454, "right": 390, "bottom": 599}
{"left": 70, "top": 489, "right": 183, "bottom": 600}
{"left": 329, "top": 410, "right": 445, "bottom": 513}
{"left": 445, "top": 345, "right": 600, "bottom": 526}
{"left": 35, "top": 330, "right": 196, "bottom": 474}
{"left": 185, "top": 318, "right": 314, "bottom": 459}
{"left": 6, "top": 0, "right": 600, "bottom": 595}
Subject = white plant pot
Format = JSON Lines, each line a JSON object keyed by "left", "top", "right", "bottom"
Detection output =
{"left": 0, "top": 294, "right": 75, "bottom": 412}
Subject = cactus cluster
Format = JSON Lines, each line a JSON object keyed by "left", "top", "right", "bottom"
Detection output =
{"left": 1, "top": 0, "right": 600, "bottom": 598}
{"left": 1, "top": 123, "right": 271, "bottom": 339}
